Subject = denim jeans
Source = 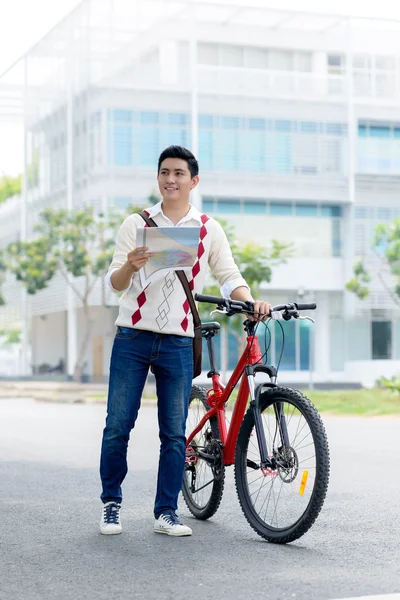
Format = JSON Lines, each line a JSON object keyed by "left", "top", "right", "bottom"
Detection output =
{"left": 100, "top": 326, "right": 193, "bottom": 517}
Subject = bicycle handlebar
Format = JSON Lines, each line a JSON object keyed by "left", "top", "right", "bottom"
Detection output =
{"left": 195, "top": 294, "right": 317, "bottom": 317}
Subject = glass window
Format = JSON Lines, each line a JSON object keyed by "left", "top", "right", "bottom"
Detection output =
{"left": 377, "top": 207, "right": 391, "bottom": 220}
{"left": 275, "top": 320, "right": 296, "bottom": 370}
{"left": 199, "top": 115, "right": 214, "bottom": 128}
{"left": 321, "top": 206, "right": 343, "bottom": 217}
{"left": 300, "top": 122, "right": 318, "bottom": 134}
{"left": 216, "top": 200, "right": 241, "bottom": 213}
{"left": 141, "top": 112, "right": 159, "bottom": 125}
{"left": 295, "top": 204, "right": 318, "bottom": 217}
{"left": 218, "top": 131, "right": 239, "bottom": 170}
{"left": 110, "top": 125, "right": 132, "bottom": 166}
{"left": 355, "top": 206, "right": 368, "bottom": 218}
{"left": 168, "top": 113, "right": 188, "bottom": 126}
{"left": 326, "top": 123, "right": 343, "bottom": 135}
{"left": 270, "top": 202, "right": 293, "bottom": 216}
{"left": 198, "top": 130, "right": 213, "bottom": 170}
{"left": 202, "top": 200, "right": 214, "bottom": 212}
{"left": 332, "top": 220, "right": 342, "bottom": 257}
{"left": 243, "top": 131, "right": 265, "bottom": 172}
{"left": 243, "top": 201, "right": 266, "bottom": 214}
{"left": 370, "top": 126, "right": 391, "bottom": 138}
{"left": 372, "top": 321, "right": 392, "bottom": 359}
{"left": 113, "top": 110, "right": 133, "bottom": 122}
{"left": 221, "top": 116, "right": 241, "bottom": 129}
{"left": 328, "top": 55, "right": 342, "bottom": 67}
{"left": 299, "top": 320, "right": 311, "bottom": 370}
{"left": 358, "top": 125, "right": 368, "bottom": 137}
{"left": 249, "top": 118, "right": 266, "bottom": 130}
{"left": 274, "top": 134, "right": 292, "bottom": 173}
{"left": 139, "top": 126, "right": 159, "bottom": 166}
{"left": 275, "top": 120, "right": 292, "bottom": 132}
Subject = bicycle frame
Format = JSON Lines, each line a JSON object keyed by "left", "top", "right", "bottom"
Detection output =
{"left": 186, "top": 324, "right": 269, "bottom": 467}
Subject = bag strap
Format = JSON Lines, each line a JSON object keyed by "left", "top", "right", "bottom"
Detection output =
{"left": 138, "top": 211, "right": 201, "bottom": 329}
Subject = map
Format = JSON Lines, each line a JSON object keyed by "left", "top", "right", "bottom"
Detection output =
{"left": 136, "top": 226, "right": 200, "bottom": 287}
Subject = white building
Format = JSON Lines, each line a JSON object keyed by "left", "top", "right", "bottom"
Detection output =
{"left": 0, "top": 0, "right": 400, "bottom": 386}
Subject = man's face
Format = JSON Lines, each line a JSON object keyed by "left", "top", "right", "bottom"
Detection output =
{"left": 157, "top": 158, "right": 199, "bottom": 202}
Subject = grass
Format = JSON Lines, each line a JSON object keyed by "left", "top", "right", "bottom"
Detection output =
{"left": 84, "top": 388, "right": 400, "bottom": 416}
{"left": 301, "top": 388, "right": 400, "bottom": 416}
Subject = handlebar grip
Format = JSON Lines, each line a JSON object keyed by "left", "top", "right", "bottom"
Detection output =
{"left": 295, "top": 302, "right": 317, "bottom": 311}
{"left": 195, "top": 293, "right": 226, "bottom": 304}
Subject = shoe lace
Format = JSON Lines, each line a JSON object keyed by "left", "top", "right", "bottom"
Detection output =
{"left": 104, "top": 503, "right": 120, "bottom": 524}
{"left": 162, "top": 512, "right": 182, "bottom": 526}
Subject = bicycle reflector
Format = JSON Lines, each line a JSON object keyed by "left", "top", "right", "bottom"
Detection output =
{"left": 299, "top": 470, "right": 309, "bottom": 496}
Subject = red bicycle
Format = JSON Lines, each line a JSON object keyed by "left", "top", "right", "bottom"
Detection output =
{"left": 182, "top": 294, "right": 330, "bottom": 544}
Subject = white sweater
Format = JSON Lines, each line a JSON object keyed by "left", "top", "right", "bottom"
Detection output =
{"left": 106, "top": 202, "right": 249, "bottom": 337}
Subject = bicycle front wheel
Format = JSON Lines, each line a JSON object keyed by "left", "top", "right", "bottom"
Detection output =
{"left": 182, "top": 385, "right": 225, "bottom": 520}
{"left": 235, "top": 386, "right": 330, "bottom": 544}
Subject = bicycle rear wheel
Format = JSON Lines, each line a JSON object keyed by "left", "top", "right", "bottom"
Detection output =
{"left": 182, "top": 385, "right": 225, "bottom": 520}
{"left": 235, "top": 386, "right": 330, "bottom": 544}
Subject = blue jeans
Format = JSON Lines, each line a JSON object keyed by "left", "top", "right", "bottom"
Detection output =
{"left": 100, "top": 327, "right": 193, "bottom": 517}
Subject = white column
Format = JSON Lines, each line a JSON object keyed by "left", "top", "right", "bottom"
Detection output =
{"left": 312, "top": 51, "right": 327, "bottom": 95}
{"left": 313, "top": 292, "right": 330, "bottom": 379}
{"left": 66, "top": 28, "right": 78, "bottom": 379}
{"left": 343, "top": 19, "right": 357, "bottom": 362}
{"left": 189, "top": 0, "right": 201, "bottom": 210}
{"left": 20, "top": 56, "right": 29, "bottom": 377}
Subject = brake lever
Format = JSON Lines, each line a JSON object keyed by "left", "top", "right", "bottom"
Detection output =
{"left": 210, "top": 308, "right": 227, "bottom": 316}
{"left": 298, "top": 315, "right": 315, "bottom": 323}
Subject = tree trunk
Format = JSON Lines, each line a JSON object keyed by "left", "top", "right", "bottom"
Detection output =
{"left": 73, "top": 301, "right": 94, "bottom": 382}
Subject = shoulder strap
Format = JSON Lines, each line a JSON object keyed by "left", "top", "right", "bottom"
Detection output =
{"left": 138, "top": 211, "right": 201, "bottom": 328}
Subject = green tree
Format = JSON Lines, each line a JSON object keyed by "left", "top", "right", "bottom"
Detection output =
{"left": 0, "top": 328, "right": 21, "bottom": 345}
{"left": 6, "top": 207, "right": 121, "bottom": 380}
{"left": 346, "top": 217, "right": 400, "bottom": 307}
{"left": 0, "top": 175, "right": 22, "bottom": 205}
{"left": 202, "top": 219, "right": 294, "bottom": 359}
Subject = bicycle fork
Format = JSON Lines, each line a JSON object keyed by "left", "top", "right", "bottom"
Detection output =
{"left": 246, "top": 365, "right": 290, "bottom": 470}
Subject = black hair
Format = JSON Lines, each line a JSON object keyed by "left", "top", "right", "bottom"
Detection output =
{"left": 157, "top": 145, "right": 199, "bottom": 178}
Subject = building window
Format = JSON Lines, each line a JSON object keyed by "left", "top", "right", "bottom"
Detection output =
{"left": 372, "top": 321, "right": 392, "bottom": 359}
{"left": 270, "top": 202, "right": 293, "bottom": 215}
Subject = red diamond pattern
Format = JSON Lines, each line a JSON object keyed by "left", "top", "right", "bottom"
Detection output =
{"left": 180, "top": 214, "right": 209, "bottom": 332}
{"left": 131, "top": 289, "right": 148, "bottom": 326}
{"left": 192, "top": 261, "right": 200, "bottom": 279}
{"left": 131, "top": 310, "right": 142, "bottom": 326}
{"left": 137, "top": 290, "right": 147, "bottom": 307}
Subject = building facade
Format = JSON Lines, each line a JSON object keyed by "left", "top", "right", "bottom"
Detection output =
{"left": 1, "top": 0, "right": 400, "bottom": 385}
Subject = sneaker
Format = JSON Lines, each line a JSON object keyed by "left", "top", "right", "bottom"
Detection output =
{"left": 100, "top": 501, "right": 122, "bottom": 535}
{"left": 154, "top": 512, "right": 192, "bottom": 537}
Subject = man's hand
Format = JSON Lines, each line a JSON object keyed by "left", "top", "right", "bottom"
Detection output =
{"left": 127, "top": 247, "right": 156, "bottom": 273}
{"left": 250, "top": 300, "right": 272, "bottom": 322}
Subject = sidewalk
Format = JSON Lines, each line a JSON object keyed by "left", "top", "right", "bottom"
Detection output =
{"left": 0, "top": 380, "right": 154, "bottom": 404}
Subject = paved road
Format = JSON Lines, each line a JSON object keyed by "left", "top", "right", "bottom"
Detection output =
{"left": 1, "top": 398, "right": 400, "bottom": 600}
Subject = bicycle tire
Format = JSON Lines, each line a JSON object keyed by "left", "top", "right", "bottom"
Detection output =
{"left": 235, "top": 386, "right": 330, "bottom": 544}
{"left": 182, "top": 385, "right": 225, "bottom": 520}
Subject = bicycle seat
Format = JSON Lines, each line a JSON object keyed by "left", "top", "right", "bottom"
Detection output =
{"left": 201, "top": 321, "right": 221, "bottom": 333}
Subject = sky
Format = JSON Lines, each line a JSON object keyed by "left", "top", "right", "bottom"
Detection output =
{"left": 1, "top": 0, "right": 400, "bottom": 176}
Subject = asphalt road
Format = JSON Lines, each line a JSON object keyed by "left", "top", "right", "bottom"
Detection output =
{"left": 1, "top": 397, "right": 400, "bottom": 600}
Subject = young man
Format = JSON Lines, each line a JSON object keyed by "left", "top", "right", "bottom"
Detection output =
{"left": 100, "top": 145, "right": 272, "bottom": 537}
